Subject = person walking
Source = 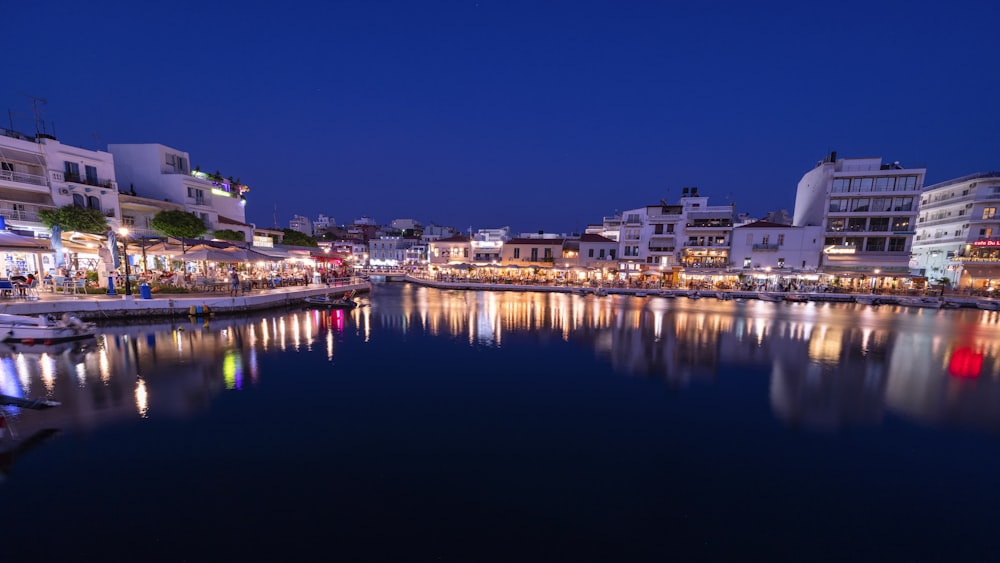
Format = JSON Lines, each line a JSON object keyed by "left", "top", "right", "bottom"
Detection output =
{"left": 229, "top": 270, "right": 240, "bottom": 297}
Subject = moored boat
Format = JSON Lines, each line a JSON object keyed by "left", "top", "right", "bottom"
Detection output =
{"left": 0, "top": 313, "right": 96, "bottom": 344}
{"left": 897, "top": 296, "right": 944, "bottom": 309}
{"left": 783, "top": 294, "right": 810, "bottom": 303}
{"left": 976, "top": 299, "right": 1000, "bottom": 311}
{"left": 756, "top": 293, "right": 784, "bottom": 302}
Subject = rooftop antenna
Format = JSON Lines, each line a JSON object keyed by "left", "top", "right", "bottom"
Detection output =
{"left": 24, "top": 94, "right": 47, "bottom": 138}
{"left": 273, "top": 203, "right": 278, "bottom": 229}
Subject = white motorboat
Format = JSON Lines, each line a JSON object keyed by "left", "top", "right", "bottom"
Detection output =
{"left": 304, "top": 290, "right": 358, "bottom": 309}
{"left": 0, "top": 313, "right": 96, "bottom": 344}
{"left": 897, "top": 296, "right": 944, "bottom": 309}
{"left": 976, "top": 299, "right": 1000, "bottom": 311}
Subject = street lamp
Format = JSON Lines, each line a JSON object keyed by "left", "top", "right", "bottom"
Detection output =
{"left": 119, "top": 227, "right": 132, "bottom": 297}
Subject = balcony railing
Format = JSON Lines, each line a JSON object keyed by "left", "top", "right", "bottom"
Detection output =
{"left": 53, "top": 171, "right": 116, "bottom": 190}
{"left": 752, "top": 243, "right": 779, "bottom": 250}
{"left": 0, "top": 169, "right": 47, "bottom": 187}
{"left": 0, "top": 200, "right": 56, "bottom": 223}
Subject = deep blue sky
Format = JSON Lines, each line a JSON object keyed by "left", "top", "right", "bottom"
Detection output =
{"left": 7, "top": 0, "right": 999, "bottom": 234}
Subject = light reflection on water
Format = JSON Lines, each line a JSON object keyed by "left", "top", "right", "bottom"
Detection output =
{"left": 1, "top": 285, "right": 999, "bottom": 438}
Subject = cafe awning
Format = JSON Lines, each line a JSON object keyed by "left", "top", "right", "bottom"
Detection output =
{"left": 0, "top": 230, "right": 51, "bottom": 252}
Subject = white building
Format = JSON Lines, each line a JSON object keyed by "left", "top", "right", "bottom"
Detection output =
{"left": 912, "top": 172, "right": 1000, "bottom": 289}
{"left": 109, "top": 144, "right": 253, "bottom": 242}
{"left": 793, "top": 152, "right": 925, "bottom": 278}
{"left": 289, "top": 214, "right": 312, "bottom": 235}
{"left": 617, "top": 187, "right": 734, "bottom": 280}
{"left": 730, "top": 221, "right": 824, "bottom": 272}
{"left": 314, "top": 214, "right": 335, "bottom": 231}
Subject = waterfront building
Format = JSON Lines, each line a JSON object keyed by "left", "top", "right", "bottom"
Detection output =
{"left": 616, "top": 187, "right": 734, "bottom": 285}
{"left": 109, "top": 144, "right": 253, "bottom": 242}
{"left": 470, "top": 227, "right": 509, "bottom": 264}
{"left": 912, "top": 172, "right": 1000, "bottom": 290}
{"left": 428, "top": 234, "right": 471, "bottom": 267}
{"left": 501, "top": 237, "right": 564, "bottom": 268}
{"left": 289, "top": 214, "right": 312, "bottom": 235}
{"left": 729, "top": 221, "right": 824, "bottom": 283}
{"left": 793, "top": 152, "right": 925, "bottom": 280}
{"left": 368, "top": 236, "right": 417, "bottom": 267}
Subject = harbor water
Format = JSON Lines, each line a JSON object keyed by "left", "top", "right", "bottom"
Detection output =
{"left": 1, "top": 282, "right": 999, "bottom": 561}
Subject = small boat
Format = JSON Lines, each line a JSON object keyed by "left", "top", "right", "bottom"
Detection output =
{"left": 854, "top": 295, "right": 883, "bottom": 306}
{"left": 0, "top": 313, "right": 96, "bottom": 344}
{"left": 714, "top": 291, "right": 732, "bottom": 300}
{"left": 897, "top": 296, "right": 944, "bottom": 309}
{"left": 977, "top": 299, "right": 1000, "bottom": 311}
{"left": 783, "top": 294, "right": 810, "bottom": 303}
{"left": 304, "top": 290, "right": 358, "bottom": 309}
{"left": 688, "top": 291, "right": 703, "bottom": 300}
{"left": 634, "top": 291, "right": 648, "bottom": 298}
{"left": 594, "top": 287, "right": 608, "bottom": 297}
{"left": 756, "top": 293, "right": 784, "bottom": 303}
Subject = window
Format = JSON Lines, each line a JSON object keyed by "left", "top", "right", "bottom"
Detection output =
{"left": 851, "top": 198, "right": 870, "bottom": 212}
{"left": 654, "top": 224, "right": 663, "bottom": 234}
{"left": 896, "top": 176, "right": 918, "bottom": 191}
{"left": 609, "top": 249, "right": 616, "bottom": 259}
{"left": 824, "top": 237, "right": 843, "bottom": 246}
{"left": 777, "top": 258, "right": 785, "bottom": 268}
{"left": 892, "top": 217, "right": 911, "bottom": 232}
{"left": 543, "top": 248, "right": 552, "bottom": 259}
{"left": 122, "top": 215, "right": 135, "bottom": 227}
{"left": 869, "top": 218, "right": 889, "bottom": 232}
{"left": 0, "top": 162, "right": 13, "bottom": 172}
{"left": 743, "top": 257, "right": 752, "bottom": 268}
{"left": 87, "top": 196, "right": 101, "bottom": 211}
{"left": 983, "top": 207, "right": 997, "bottom": 220}
{"left": 832, "top": 178, "right": 850, "bottom": 193}
{"left": 888, "top": 238, "right": 906, "bottom": 252}
{"left": 981, "top": 228, "right": 993, "bottom": 238}
{"left": 588, "top": 249, "right": 594, "bottom": 258}
{"left": 85, "top": 165, "right": 98, "bottom": 185}
{"left": 530, "top": 248, "right": 538, "bottom": 261}
{"left": 856, "top": 177, "right": 873, "bottom": 191}
{"left": 892, "top": 197, "right": 913, "bottom": 211}
{"left": 871, "top": 197, "right": 892, "bottom": 212}
{"left": 777, "top": 234, "right": 784, "bottom": 245}
{"left": 64, "top": 161, "right": 80, "bottom": 181}
{"left": 874, "top": 177, "right": 894, "bottom": 191}
{"left": 846, "top": 237, "right": 864, "bottom": 248}
{"left": 72, "top": 193, "right": 85, "bottom": 207}
{"left": 463, "top": 248, "right": 469, "bottom": 258}
{"left": 762, "top": 235, "right": 770, "bottom": 245}
{"left": 513, "top": 248, "right": 520, "bottom": 259}
{"left": 828, "top": 199, "right": 848, "bottom": 212}
{"left": 848, "top": 218, "right": 867, "bottom": 232}
{"left": 827, "top": 218, "right": 845, "bottom": 232}
{"left": 666, "top": 224, "right": 674, "bottom": 233}
{"left": 599, "top": 249, "right": 605, "bottom": 258}
{"left": 865, "top": 238, "right": 886, "bottom": 252}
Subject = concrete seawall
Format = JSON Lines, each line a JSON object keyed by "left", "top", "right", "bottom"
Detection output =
{"left": 0, "top": 282, "right": 371, "bottom": 321}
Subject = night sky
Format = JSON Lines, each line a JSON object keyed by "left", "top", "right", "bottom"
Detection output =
{"left": 6, "top": 0, "right": 998, "bottom": 234}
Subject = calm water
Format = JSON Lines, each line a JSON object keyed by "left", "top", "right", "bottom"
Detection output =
{"left": 2, "top": 283, "right": 1000, "bottom": 562}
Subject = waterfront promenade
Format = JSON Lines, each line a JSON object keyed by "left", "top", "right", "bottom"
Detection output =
{"left": 0, "top": 278, "right": 371, "bottom": 321}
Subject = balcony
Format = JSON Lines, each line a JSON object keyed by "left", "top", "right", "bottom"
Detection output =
{"left": 752, "top": 243, "right": 779, "bottom": 251}
{"left": 0, "top": 168, "right": 47, "bottom": 188}
{"left": 0, "top": 200, "right": 56, "bottom": 223}
{"left": 53, "top": 171, "right": 116, "bottom": 190}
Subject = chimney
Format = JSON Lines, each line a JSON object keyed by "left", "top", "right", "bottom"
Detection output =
{"left": 692, "top": 187, "right": 698, "bottom": 196}
{"left": 682, "top": 187, "right": 689, "bottom": 196}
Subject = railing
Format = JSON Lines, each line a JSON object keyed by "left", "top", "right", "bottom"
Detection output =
{"left": 52, "top": 171, "right": 116, "bottom": 189}
{"left": 923, "top": 171, "right": 1000, "bottom": 191}
{"left": 0, "top": 169, "right": 48, "bottom": 187}
{"left": 0, "top": 200, "right": 56, "bottom": 222}
{"left": 752, "top": 243, "right": 779, "bottom": 250}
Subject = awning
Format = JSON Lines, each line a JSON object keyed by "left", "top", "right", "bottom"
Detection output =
{"left": 0, "top": 186, "right": 54, "bottom": 206}
{"left": 0, "top": 230, "right": 52, "bottom": 252}
{"left": 0, "top": 146, "right": 46, "bottom": 167}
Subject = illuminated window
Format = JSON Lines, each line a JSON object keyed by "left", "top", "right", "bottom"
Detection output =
{"left": 983, "top": 207, "right": 997, "bottom": 220}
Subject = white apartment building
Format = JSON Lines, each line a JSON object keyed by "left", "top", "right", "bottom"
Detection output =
{"left": 912, "top": 172, "right": 1000, "bottom": 289}
{"left": 289, "top": 214, "right": 312, "bottom": 235}
{"left": 369, "top": 236, "right": 418, "bottom": 267}
{"left": 618, "top": 187, "right": 734, "bottom": 279}
{"left": 109, "top": 144, "right": 253, "bottom": 241}
{"left": 730, "top": 221, "right": 824, "bottom": 272}
{"left": 314, "top": 214, "right": 335, "bottom": 231}
{"left": 793, "top": 152, "right": 925, "bottom": 277}
{"left": 470, "top": 227, "right": 509, "bottom": 263}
